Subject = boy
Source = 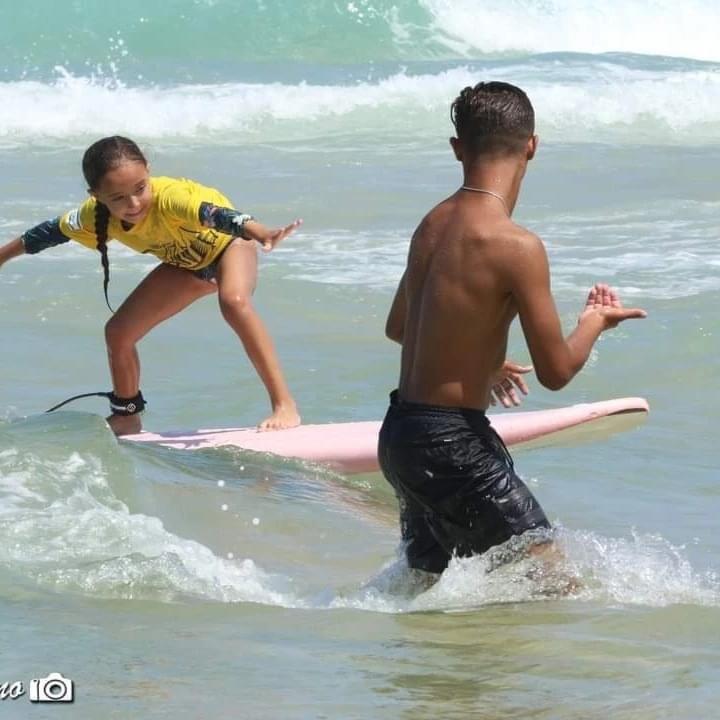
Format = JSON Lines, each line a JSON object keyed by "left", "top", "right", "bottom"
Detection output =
{"left": 378, "top": 81, "right": 646, "bottom": 575}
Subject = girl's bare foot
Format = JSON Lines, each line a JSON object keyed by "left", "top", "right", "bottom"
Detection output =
{"left": 106, "top": 413, "right": 142, "bottom": 436}
{"left": 258, "top": 402, "right": 301, "bottom": 431}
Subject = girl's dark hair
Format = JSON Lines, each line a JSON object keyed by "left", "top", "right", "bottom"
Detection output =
{"left": 81, "top": 136, "right": 147, "bottom": 312}
{"left": 450, "top": 81, "right": 535, "bottom": 157}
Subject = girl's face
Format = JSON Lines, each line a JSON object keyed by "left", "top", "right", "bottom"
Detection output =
{"left": 92, "top": 160, "right": 152, "bottom": 225}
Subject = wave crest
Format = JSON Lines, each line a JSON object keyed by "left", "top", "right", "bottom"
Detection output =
{"left": 2, "top": 60, "right": 720, "bottom": 147}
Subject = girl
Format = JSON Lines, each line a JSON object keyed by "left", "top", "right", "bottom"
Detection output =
{"left": 0, "top": 136, "right": 301, "bottom": 436}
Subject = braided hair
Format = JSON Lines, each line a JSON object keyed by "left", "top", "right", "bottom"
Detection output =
{"left": 81, "top": 136, "right": 147, "bottom": 312}
{"left": 450, "top": 81, "right": 535, "bottom": 157}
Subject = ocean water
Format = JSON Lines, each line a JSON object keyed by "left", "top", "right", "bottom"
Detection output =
{"left": 1, "top": 1, "right": 719, "bottom": 717}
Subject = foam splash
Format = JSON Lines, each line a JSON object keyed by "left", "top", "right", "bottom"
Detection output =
{"left": 0, "top": 439, "right": 302, "bottom": 606}
{"left": 334, "top": 527, "right": 720, "bottom": 613}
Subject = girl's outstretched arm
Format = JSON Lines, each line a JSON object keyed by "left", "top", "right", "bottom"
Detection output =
{"left": 242, "top": 218, "right": 302, "bottom": 251}
{"left": 198, "top": 202, "right": 302, "bottom": 251}
{"left": 2, "top": 219, "right": 72, "bottom": 268}
{"left": 0, "top": 238, "right": 25, "bottom": 268}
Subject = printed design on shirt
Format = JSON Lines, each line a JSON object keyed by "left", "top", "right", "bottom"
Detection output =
{"left": 142, "top": 228, "right": 223, "bottom": 268}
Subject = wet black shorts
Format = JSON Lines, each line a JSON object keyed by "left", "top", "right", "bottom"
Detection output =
{"left": 378, "top": 390, "right": 551, "bottom": 574}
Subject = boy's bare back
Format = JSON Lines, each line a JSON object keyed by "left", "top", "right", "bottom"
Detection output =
{"left": 394, "top": 191, "right": 531, "bottom": 410}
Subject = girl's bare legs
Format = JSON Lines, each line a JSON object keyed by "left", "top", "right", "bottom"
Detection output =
{"left": 216, "top": 239, "right": 300, "bottom": 430}
{"left": 105, "top": 264, "right": 215, "bottom": 435}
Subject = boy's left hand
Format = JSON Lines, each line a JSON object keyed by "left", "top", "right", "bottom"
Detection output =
{"left": 578, "top": 283, "right": 647, "bottom": 329}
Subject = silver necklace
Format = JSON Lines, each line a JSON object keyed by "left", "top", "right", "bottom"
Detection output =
{"left": 460, "top": 185, "right": 509, "bottom": 215}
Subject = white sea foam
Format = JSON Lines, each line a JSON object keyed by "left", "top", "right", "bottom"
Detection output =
{"left": 539, "top": 203, "right": 720, "bottom": 298}
{"left": 273, "top": 203, "right": 720, "bottom": 300}
{"left": 7, "top": 208, "right": 719, "bottom": 301}
{"left": 420, "top": 0, "right": 720, "bottom": 62}
{"left": 1, "top": 61, "right": 720, "bottom": 146}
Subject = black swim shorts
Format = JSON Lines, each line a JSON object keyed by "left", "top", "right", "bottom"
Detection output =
{"left": 192, "top": 259, "right": 220, "bottom": 282}
{"left": 378, "top": 390, "right": 551, "bottom": 574}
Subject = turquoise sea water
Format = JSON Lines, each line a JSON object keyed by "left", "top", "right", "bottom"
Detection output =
{"left": 1, "top": 1, "right": 720, "bottom": 717}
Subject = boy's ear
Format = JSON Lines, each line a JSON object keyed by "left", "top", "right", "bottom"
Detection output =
{"left": 449, "top": 136, "right": 462, "bottom": 161}
{"left": 526, "top": 134, "right": 539, "bottom": 160}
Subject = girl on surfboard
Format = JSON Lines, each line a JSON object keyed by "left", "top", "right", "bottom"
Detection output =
{"left": 0, "top": 136, "right": 301, "bottom": 436}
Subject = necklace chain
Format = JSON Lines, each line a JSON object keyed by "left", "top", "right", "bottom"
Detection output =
{"left": 460, "top": 186, "right": 509, "bottom": 215}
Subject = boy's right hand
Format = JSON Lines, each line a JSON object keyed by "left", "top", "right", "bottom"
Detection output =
{"left": 490, "top": 360, "right": 533, "bottom": 408}
{"left": 579, "top": 283, "right": 647, "bottom": 329}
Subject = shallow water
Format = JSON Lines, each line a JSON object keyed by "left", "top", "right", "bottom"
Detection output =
{"left": 2, "top": 1, "right": 720, "bottom": 717}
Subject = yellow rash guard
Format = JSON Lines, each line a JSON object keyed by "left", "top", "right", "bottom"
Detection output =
{"left": 57, "top": 176, "right": 235, "bottom": 270}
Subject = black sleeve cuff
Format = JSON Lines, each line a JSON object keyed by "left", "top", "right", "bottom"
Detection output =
{"left": 23, "top": 218, "right": 71, "bottom": 254}
{"left": 198, "top": 202, "right": 254, "bottom": 239}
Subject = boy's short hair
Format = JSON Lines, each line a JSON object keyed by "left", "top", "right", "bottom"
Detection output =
{"left": 451, "top": 81, "right": 535, "bottom": 156}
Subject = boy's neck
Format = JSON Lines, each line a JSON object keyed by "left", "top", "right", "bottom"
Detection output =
{"left": 462, "top": 157, "right": 527, "bottom": 215}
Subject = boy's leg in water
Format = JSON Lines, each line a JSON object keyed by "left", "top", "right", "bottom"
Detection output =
{"left": 525, "top": 540, "right": 582, "bottom": 595}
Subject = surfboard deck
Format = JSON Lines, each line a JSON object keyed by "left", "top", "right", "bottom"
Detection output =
{"left": 123, "top": 397, "right": 649, "bottom": 474}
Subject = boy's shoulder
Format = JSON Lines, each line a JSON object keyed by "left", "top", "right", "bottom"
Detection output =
{"left": 462, "top": 213, "right": 542, "bottom": 250}
{"left": 503, "top": 221, "right": 543, "bottom": 248}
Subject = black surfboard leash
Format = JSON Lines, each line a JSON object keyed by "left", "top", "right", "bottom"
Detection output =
{"left": 46, "top": 391, "right": 112, "bottom": 413}
{"left": 46, "top": 390, "right": 146, "bottom": 415}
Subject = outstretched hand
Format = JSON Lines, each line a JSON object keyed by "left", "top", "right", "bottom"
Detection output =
{"left": 490, "top": 360, "right": 533, "bottom": 408}
{"left": 255, "top": 218, "right": 303, "bottom": 252}
{"left": 579, "top": 283, "right": 647, "bottom": 329}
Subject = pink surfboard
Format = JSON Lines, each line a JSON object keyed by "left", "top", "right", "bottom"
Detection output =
{"left": 124, "top": 397, "right": 649, "bottom": 474}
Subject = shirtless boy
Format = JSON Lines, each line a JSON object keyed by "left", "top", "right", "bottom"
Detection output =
{"left": 378, "top": 81, "right": 646, "bottom": 575}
